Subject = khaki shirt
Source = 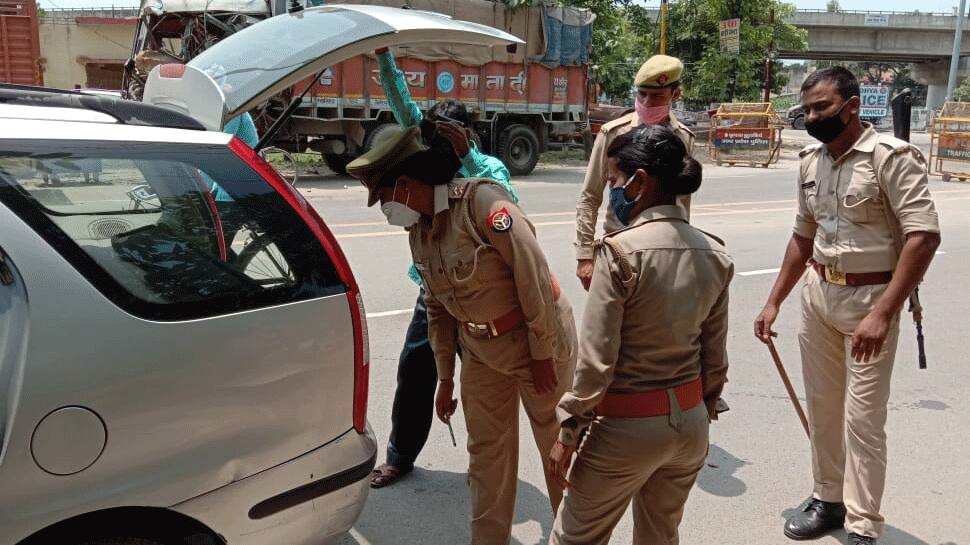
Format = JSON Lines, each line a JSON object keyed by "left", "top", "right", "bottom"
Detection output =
{"left": 574, "top": 112, "right": 696, "bottom": 260}
{"left": 409, "top": 178, "right": 565, "bottom": 380}
{"left": 795, "top": 124, "right": 940, "bottom": 273}
{"left": 557, "top": 205, "right": 733, "bottom": 445}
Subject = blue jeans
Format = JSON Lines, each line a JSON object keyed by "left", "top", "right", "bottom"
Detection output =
{"left": 386, "top": 290, "right": 438, "bottom": 471}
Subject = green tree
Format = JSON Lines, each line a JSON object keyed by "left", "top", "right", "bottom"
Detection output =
{"left": 826, "top": 0, "right": 841, "bottom": 13}
{"left": 560, "top": 0, "right": 654, "bottom": 102}
{"left": 663, "top": 0, "right": 807, "bottom": 108}
{"left": 814, "top": 61, "right": 927, "bottom": 106}
{"left": 951, "top": 74, "right": 970, "bottom": 102}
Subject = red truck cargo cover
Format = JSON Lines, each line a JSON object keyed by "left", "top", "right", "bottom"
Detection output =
{"left": 0, "top": 0, "right": 43, "bottom": 85}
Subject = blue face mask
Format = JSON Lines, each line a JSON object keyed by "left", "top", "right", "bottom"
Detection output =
{"left": 608, "top": 173, "right": 641, "bottom": 226}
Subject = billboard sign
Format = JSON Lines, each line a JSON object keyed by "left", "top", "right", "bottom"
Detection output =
{"left": 860, "top": 85, "right": 890, "bottom": 118}
{"left": 719, "top": 19, "right": 740, "bottom": 55}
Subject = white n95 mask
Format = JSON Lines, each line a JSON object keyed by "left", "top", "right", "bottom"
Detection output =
{"left": 381, "top": 201, "right": 421, "bottom": 228}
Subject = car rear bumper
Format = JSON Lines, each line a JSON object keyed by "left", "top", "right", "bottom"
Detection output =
{"left": 173, "top": 425, "right": 377, "bottom": 545}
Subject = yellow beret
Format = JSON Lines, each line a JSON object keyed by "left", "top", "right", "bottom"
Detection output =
{"left": 346, "top": 126, "right": 423, "bottom": 207}
{"left": 635, "top": 55, "right": 684, "bottom": 88}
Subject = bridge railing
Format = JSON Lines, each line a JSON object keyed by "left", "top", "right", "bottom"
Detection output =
{"left": 796, "top": 9, "right": 952, "bottom": 17}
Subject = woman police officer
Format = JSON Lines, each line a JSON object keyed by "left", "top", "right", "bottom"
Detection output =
{"left": 548, "top": 124, "right": 734, "bottom": 545}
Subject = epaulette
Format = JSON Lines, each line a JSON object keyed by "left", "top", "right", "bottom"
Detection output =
{"left": 601, "top": 111, "right": 637, "bottom": 133}
{"left": 599, "top": 237, "right": 636, "bottom": 284}
{"left": 698, "top": 228, "right": 725, "bottom": 246}
{"left": 874, "top": 135, "right": 926, "bottom": 163}
{"left": 798, "top": 143, "right": 824, "bottom": 158}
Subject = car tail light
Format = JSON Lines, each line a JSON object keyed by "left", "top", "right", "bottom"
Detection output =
{"left": 230, "top": 138, "right": 369, "bottom": 433}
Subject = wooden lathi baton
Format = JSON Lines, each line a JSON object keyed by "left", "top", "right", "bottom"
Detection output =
{"left": 767, "top": 338, "right": 810, "bottom": 438}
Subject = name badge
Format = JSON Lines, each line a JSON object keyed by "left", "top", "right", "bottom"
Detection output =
{"left": 801, "top": 181, "right": 816, "bottom": 190}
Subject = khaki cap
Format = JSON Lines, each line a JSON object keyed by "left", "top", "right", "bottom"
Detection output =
{"left": 635, "top": 55, "right": 684, "bottom": 88}
{"left": 346, "top": 126, "right": 423, "bottom": 207}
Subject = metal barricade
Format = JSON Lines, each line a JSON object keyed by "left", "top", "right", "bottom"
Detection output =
{"left": 708, "top": 102, "right": 784, "bottom": 167}
{"left": 929, "top": 102, "right": 970, "bottom": 182}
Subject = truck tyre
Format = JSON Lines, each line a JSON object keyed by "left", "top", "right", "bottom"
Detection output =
{"left": 792, "top": 115, "right": 806, "bottom": 131}
{"left": 582, "top": 128, "right": 594, "bottom": 161}
{"left": 364, "top": 123, "right": 401, "bottom": 152}
{"left": 322, "top": 153, "right": 353, "bottom": 175}
{"left": 497, "top": 124, "right": 540, "bottom": 176}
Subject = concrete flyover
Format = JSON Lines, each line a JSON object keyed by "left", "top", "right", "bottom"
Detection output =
{"left": 779, "top": 10, "right": 970, "bottom": 108}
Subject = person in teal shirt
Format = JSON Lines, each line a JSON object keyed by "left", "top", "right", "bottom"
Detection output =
{"left": 369, "top": 48, "right": 518, "bottom": 489}
{"left": 209, "top": 112, "right": 259, "bottom": 203}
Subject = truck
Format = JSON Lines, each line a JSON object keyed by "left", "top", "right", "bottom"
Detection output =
{"left": 123, "top": 0, "right": 593, "bottom": 176}
{"left": 0, "top": 0, "right": 43, "bottom": 86}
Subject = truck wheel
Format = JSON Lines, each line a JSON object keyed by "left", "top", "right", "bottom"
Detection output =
{"left": 322, "top": 153, "right": 353, "bottom": 175}
{"left": 498, "top": 124, "right": 540, "bottom": 176}
{"left": 364, "top": 123, "right": 401, "bottom": 152}
{"left": 582, "top": 128, "right": 594, "bottom": 161}
{"left": 792, "top": 115, "right": 806, "bottom": 131}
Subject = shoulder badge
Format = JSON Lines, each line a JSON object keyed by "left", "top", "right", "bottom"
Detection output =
{"left": 488, "top": 207, "right": 513, "bottom": 232}
{"left": 798, "top": 144, "right": 823, "bottom": 159}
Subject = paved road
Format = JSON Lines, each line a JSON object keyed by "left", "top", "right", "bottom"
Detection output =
{"left": 300, "top": 159, "right": 969, "bottom": 545}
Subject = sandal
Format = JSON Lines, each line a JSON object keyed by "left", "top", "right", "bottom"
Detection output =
{"left": 369, "top": 463, "right": 403, "bottom": 488}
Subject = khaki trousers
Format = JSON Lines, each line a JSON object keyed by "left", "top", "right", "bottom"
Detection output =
{"left": 799, "top": 269, "right": 900, "bottom": 538}
{"left": 549, "top": 403, "right": 710, "bottom": 545}
{"left": 459, "top": 299, "right": 577, "bottom": 545}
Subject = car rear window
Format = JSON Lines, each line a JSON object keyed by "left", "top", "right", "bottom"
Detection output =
{"left": 0, "top": 139, "right": 345, "bottom": 320}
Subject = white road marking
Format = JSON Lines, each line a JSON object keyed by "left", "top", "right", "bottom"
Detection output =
{"left": 738, "top": 268, "right": 781, "bottom": 277}
{"left": 348, "top": 529, "right": 373, "bottom": 545}
{"left": 330, "top": 195, "right": 970, "bottom": 240}
{"left": 366, "top": 309, "right": 413, "bottom": 319}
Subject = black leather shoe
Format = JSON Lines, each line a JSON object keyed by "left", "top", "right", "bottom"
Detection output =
{"left": 783, "top": 498, "right": 846, "bottom": 540}
{"left": 849, "top": 533, "right": 876, "bottom": 545}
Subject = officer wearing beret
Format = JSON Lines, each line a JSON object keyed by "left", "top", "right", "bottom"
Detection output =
{"left": 575, "top": 54, "right": 695, "bottom": 291}
{"left": 347, "top": 126, "right": 577, "bottom": 545}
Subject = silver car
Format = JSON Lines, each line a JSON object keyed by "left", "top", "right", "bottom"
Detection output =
{"left": 0, "top": 6, "right": 519, "bottom": 545}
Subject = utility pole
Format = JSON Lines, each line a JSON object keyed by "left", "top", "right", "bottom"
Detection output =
{"left": 763, "top": 8, "right": 775, "bottom": 103}
{"left": 660, "top": 0, "right": 669, "bottom": 55}
{"left": 946, "top": 0, "right": 967, "bottom": 101}
{"left": 727, "top": 0, "right": 740, "bottom": 102}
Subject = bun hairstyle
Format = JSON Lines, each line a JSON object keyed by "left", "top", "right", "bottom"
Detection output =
{"left": 606, "top": 124, "right": 702, "bottom": 196}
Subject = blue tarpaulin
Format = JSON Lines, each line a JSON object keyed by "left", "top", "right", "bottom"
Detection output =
{"left": 535, "top": 3, "right": 595, "bottom": 67}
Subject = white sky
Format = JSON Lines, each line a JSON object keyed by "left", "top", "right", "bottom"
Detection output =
{"left": 36, "top": 0, "right": 966, "bottom": 15}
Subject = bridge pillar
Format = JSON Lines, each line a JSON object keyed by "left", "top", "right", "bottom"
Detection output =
{"left": 913, "top": 61, "right": 955, "bottom": 110}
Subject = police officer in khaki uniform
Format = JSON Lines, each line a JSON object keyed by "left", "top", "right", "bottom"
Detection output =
{"left": 575, "top": 54, "right": 695, "bottom": 291}
{"left": 754, "top": 67, "right": 940, "bottom": 545}
{"left": 548, "top": 125, "right": 733, "bottom": 545}
{"left": 346, "top": 125, "right": 578, "bottom": 545}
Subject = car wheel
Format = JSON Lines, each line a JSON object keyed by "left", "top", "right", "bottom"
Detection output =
{"left": 792, "top": 115, "right": 806, "bottom": 131}
{"left": 497, "top": 124, "right": 540, "bottom": 176}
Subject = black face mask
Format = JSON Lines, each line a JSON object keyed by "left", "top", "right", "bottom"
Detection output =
{"left": 805, "top": 102, "right": 850, "bottom": 144}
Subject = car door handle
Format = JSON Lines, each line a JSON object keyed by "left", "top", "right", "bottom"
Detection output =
{"left": 0, "top": 248, "right": 14, "bottom": 286}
